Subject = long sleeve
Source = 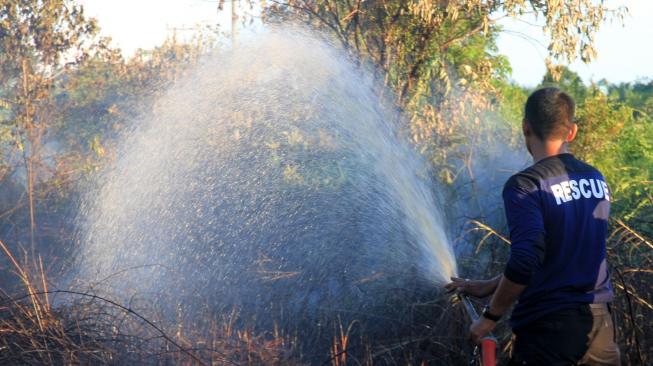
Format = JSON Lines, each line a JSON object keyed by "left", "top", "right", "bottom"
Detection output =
{"left": 502, "top": 177, "right": 546, "bottom": 285}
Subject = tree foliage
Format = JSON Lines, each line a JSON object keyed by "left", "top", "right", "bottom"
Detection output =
{"left": 262, "top": 0, "right": 625, "bottom": 175}
{"left": 0, "top": 1, "right": 211, "bottom": 262}
{"left": 0, "top": 0, "right": 102, "bottom": 255}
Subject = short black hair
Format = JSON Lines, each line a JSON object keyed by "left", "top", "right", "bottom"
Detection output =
{"left": 524, "top": 87, "right": 575, "bottom": 141}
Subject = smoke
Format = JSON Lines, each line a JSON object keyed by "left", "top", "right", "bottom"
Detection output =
{"left": 440, "top": 89, "right": 532, "bottom": 277}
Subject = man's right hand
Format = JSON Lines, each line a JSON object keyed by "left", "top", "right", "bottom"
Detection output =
{"left": 444, "top": 276, "right": 500, "bottom": 298}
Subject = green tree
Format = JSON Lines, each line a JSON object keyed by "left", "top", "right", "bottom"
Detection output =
{"left": 541, "top": 66, "right": 588, "bottom": 102}
{"left": 572, "top": 88, "right": 653, "bottom": 226}
{"left": 606, "top": 79, "right": 653, "bottom": 117}
{"left": 259, "top": 0, "right": 624, "bottom": 176}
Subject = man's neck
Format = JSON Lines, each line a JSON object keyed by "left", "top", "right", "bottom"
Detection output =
{"left": 530, "top": 141, "right": 569, "bottom": 163}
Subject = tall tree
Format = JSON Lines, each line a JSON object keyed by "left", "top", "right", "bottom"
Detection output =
{"left": 0, "top": 0, "right": 100, "bottom": 257}
{"left": 260, "top": 0, "right": 624, "bottom": 170}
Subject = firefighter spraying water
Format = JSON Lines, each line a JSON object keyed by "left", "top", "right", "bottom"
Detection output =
{"left": 446, "top": 88, "right": 620, "bottom": 366}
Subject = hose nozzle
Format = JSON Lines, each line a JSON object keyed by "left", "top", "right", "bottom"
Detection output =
{"left": 455, "top": 294, "right": 497, "bottom": 366}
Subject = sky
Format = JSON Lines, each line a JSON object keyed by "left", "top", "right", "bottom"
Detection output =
{"left": 496, "top": 1, "right": 653, "bottom": 86}
{"left": 79, "top": 0, "right": 652, "bottom": 87}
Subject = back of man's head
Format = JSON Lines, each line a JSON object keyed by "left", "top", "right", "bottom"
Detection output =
{"left": 524, "top": 87, "right": 575, "bottom": 141}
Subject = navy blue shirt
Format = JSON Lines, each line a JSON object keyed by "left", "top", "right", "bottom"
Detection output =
{"left": 503, "top": 153, "right": 614, "bottom": 330}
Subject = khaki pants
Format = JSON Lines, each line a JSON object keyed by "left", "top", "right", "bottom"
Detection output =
{"left": 509, "top": 304, "right": 621, "bottom": 366}
{"left": 579, "top": 303, "right": 621, "bottom": 366}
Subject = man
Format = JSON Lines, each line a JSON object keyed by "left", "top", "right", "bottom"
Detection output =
{"left": 445, "top": 87, "right": 620, "bottom": 365}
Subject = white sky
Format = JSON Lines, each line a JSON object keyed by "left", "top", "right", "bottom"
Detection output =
{"left": 80, "top": 0, "right": 652, "bottom": 86}
{"left": 496, "top": 0, "right": 653, "bottom": 86}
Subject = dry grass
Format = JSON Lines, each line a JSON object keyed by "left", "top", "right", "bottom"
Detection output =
{"left": 2, "top": 217, "right": 649, "bottom": 366}
{"left": 1, "top": 237, "right": 463, "bottom": 365}
{"left": 0, "top": 290, "right": 305, "bottom": 365}
{"left": 0, "top": 238, "right": 307, "bottom": 366}
{"left": 607, "top": 219, "right": 652, "bottom": 365}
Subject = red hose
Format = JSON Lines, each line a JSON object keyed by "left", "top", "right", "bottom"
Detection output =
{"left": 456, "top": 295, "right": 499, "bottom": 366}
{"left": 480, "top": 337, "right": 497, "bottom": 366}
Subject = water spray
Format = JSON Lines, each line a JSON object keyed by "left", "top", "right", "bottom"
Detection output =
{"left": 68, "top": 27, "right": 460, "bottom": 361}
{"left": 457, "top": 294, "right": 497, "bottom": 366}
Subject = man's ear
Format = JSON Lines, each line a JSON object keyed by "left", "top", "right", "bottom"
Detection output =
{"left": 566, "top": 123, "right": 578, "bottom": 142}
{"left": 522, "top": 119, "right": 531, "bottom": 136}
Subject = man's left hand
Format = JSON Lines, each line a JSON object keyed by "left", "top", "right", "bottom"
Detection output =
{"left": 469, "top": 317, "right": 496, "bottom": 344}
